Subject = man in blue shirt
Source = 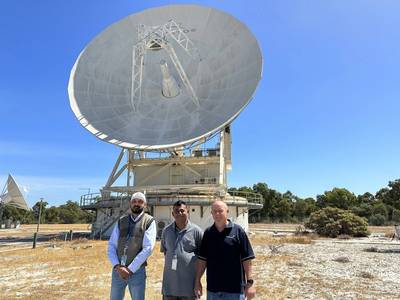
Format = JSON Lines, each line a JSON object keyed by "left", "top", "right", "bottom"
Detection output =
{"left": 107, "top": 192, "right": 156, "bottom": 300}
{"left": 194, "top": 200, "right": 256, "bottom": 300}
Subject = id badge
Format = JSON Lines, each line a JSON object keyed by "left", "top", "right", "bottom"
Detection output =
{"left": 121, "top": 254, "right": 127, "bottom": 266}
{"left": 171, "top": 254, "right": 177, "bottom": 271}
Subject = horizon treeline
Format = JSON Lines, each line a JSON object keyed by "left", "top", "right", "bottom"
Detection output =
{"left": 230, "top": 179, "right": 400, "bottom": 225}
{"left": 2, "top": 179, "right": 400, "bottom": 226}
{"left": 1, "top": 200, "right": 94, "bottom": 225}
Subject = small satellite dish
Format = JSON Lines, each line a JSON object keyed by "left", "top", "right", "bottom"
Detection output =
{"left": 68, "top": 4, "right": 262, "bottom": 150}
{"left": 0, "top": 175, "right": 29, "bottom": 211}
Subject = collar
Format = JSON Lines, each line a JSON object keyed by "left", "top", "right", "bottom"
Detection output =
{"left": 226, "top": 219, "right": 233, "bottom": 228}
{"left": 130, "top": 211, "right": 144, "bottom": 223}
{"left": 212, "top": 219, "right": 233, "bottom": 232}
{"left": 175, "top": 220, "right": 191, "bottom": 232}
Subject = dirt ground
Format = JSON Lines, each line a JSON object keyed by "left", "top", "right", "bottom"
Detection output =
{"left": 0, "top": 224, "right": 399, "bottom": 300}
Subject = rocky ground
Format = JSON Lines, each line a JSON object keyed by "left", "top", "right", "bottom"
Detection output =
{"left": 252, "top": 234, "right": 400, "bottom": 299}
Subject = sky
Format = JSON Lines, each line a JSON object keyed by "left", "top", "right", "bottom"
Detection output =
{"left": 1, "top": 0, "right": 400, "bottom": 207}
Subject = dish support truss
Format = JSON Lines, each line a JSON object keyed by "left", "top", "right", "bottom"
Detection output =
{"left": 100, "top": 127, "right": 231, "bottom": 199}
{"left": 130, "top": 20, "right": 201, "bottom": 112}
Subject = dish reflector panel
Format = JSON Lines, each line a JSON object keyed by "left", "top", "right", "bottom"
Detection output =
{"left": 0, "top": 175, "right": 29, "bottom": 211}
{"left": 68, "top": 4, "right": 262, "bottom": 149}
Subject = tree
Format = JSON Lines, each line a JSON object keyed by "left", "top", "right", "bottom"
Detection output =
{"left": 304, "top": 197, "right": 318, "bottom": 215}
{"left": 293, "top": 199, "right": 308, "bottom": 221}
{"left": 45, "top": 206, "right": 60, "bottom": 223}
{"left": 369, "top": 214, "right": 385, "bottom": 226}
{"left": 32, "top": 200, "right": 48, "bottom": 224}
{"left": 316, "top": 188, "right": 358, "bottom": 210}
{"left": 58, "top": 200, "right": 94, "bottom": 223}
{"left": 391, "top": 209, "right": 400, "bottom": 223}
{"left": 351, "top": 203, "right": 372, "bottom": 219}
{"left": 357, "top": 192, "right": 375, "bottom": 205}
{"left": 276, "top": 199, "right": 292, "bottom": 222}
{"left": 1, "top": 205, "right": 28, "bottom": 222}
{"left": 371, "top": 202, "right": 388, "bottom": 220}
{"left": 376, "top": 180, "right": 400, "bottom": 210}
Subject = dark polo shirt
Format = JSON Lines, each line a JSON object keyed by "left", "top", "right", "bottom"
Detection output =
{"left": 198, "top": 220, "right": 255, "bottom": 294}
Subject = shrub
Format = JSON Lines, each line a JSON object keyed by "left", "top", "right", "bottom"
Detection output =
{"left": 392, "top": 209, "right": 400, "bottom": 223}
{"left": 305, "top": 207, "right": 368, "bottom": 237}
{"left": 369, "top": 214, "right": 386, "bottom": 226}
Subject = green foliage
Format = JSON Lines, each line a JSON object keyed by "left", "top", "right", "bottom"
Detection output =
{"left": 371, "top": 202, "right": 388, "bottom": 220}
{"left": 391, "top": 209, "right": 400, "bottom": 223}
{"left": 305, "top": 207, "right": 368, "bottom": 237}
{"left": 2, "top": 200, "right": 94, "bottom": 224}
{"left": 276, "top": 198, "right": 292, "bottom": 222}
{"left": 45, "top": 206, "right": 60, "bottom": 223}
{"left": 0, "top": 207, "right": 34, "bottom": 224}
{"left": 293, "top": 199, "right": 308, "bottom": 221}
{"left": 57, "top": 201, "right": 94, "bottom": 224}
{"left": 351, "top": 203, "right": 372, "bottom": 219}
{"left": 376, "top": 180, "right": 400, "bottom": 210}
{"left": 32, "top": 200, "right": 48, "bottom": 224}
{"left": 357, "top": 192, "right": 375, "bottom": 204}
{"left": 369, "top": 214, "right": 386, "bottom": 226}
{"left": 316, "top": 188, "right": 358, "bottom": 210}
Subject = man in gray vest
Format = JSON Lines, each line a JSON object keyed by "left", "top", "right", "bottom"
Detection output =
{"left": 161, "top": 200, "right": 203, "bottom": 300}
{"left": 108, "top": 192, "right": 156, "bottom": 300}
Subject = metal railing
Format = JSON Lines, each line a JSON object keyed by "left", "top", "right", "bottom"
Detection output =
{"left": 80, "top": 193, "right": 101, "bottom": 207}
{"left": 228, "top": 190, "right": 263, "bottom": 206}
{"left": 79, "top": 192, "right": 130, "bottom": 207}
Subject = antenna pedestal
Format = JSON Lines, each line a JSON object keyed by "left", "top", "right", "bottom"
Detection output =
{"left": 81, "top": 127, "right": 261, "bottom": 238}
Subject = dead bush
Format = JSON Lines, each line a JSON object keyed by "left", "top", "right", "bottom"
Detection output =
{"left": 269, "top": 244, "right": 284, "bottom": 254}
{"left": 358, "top": 271, "right": 374, "bottom": 279}
{"left": 287, "top": 260, "right": 304, "bottom": 267}
{"left": 363, "top": 247, "right": 378, "bottom": 253}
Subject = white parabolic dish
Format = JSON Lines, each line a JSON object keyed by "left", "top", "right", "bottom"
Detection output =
{"left": 68, "top": 4, "right": 262, "bottom": 150}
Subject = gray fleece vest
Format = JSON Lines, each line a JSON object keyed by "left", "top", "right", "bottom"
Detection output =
{"left": 116, "top": 213, "right": 154, "bottom": 267}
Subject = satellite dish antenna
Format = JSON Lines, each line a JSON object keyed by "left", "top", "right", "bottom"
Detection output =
{"left": 69, "top": 4, "right": 263, "bottom": 237}
{"left": 68, "top": 4, "right": 262, "bottom": 150}
{"left": 0, "top": 174, "right": 30, "bottom": 221}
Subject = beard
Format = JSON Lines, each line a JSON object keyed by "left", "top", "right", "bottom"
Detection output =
{"left": 131, "top": 206, "right": 144, "bottom": 214}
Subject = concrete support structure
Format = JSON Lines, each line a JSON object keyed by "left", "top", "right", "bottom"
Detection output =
{"left": 80, "top": 127, "right": 262, "bottom": 238}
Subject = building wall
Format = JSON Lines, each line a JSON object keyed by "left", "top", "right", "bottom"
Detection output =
{"left": 94, "top": 200, "right": 249, "bottom": 239}
{"left": 151, "top": 203, "right": 249, "bottom": 238}
{"left": 134, "top": 162, "right": 220, "bottom": 186}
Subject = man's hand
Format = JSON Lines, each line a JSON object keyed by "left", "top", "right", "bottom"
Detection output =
{"left": 116, "top": 265, "right": 132, "bottom": 280}
{"left": 194, "top": 281, "right": 202, "bottom": 299}
{"left": 245, "top": 284, "right": 256, "bottom": 300}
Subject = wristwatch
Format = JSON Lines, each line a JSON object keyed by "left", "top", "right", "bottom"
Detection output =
{"left": 246, "top": 279, "right": 254, "bottom": 286}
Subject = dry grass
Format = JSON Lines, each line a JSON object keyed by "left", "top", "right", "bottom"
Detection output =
{"left": 0, "top": 239, "right": 164, "bottom": 299}
{"left": 0, "top": 224, "right": 90, "bottom": 238}
{"left": 251, "top": 233, "right": 315, "bottom": 245}
{"left": 1, "top": 224, "right": 400, "bottom": 299}
{"left": 250, "top": 223, "right": 396, "bottom": 236}
{"left": 367, "top": 225, "right": 395, "bottom": 235}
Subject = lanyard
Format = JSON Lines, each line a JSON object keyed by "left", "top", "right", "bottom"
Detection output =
{"left": 173, "top": 224, "right": 189, "bottom": 254}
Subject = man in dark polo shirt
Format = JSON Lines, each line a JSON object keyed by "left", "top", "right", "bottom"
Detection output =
{"left": 194, "top": 200, "right": 256, "bottom": 300}
{"left": 161, "top": 200, "right": 203, "bottom": 300}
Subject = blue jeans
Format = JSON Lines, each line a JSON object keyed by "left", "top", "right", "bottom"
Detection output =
{"left": 207, "top": 291, "right": 245, "bottom": 300}
{"left": 110, "top": 266, "right": 146, "bottom": 300}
